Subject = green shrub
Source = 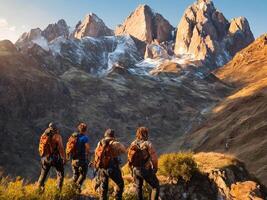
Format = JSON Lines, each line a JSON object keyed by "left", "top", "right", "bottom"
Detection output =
{"left": 158, "top": 152, "right": 198, "bottom": 182}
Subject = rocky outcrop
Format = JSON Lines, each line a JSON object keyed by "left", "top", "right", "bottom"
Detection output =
{"left": 115, "top": 5, "right": 174, "bottom": 44}
{"left": 144, "top": 41, "right": 170, "bottom": 59}
{"left": 160, "top": 168, "right": 266, "bottom": 200}
{"left": 174, "top": 0, "right": 254, "bottom": 67}
{"left": 42, "top": 19, "right": 69, "bottom": 42}
{"left": 227, "top": 17, "right": 255, "bottom": 56}
{"left": 73, "top": 13, "right": 114, "bottom": 39}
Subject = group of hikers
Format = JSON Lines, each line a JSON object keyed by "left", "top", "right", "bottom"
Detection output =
{"left": 37, "top": 122, "right": 159, "bottom": 200}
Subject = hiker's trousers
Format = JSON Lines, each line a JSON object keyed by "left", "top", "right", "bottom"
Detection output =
{"left": 72, "top": 160, "right": 88, "bottom": 188}
{"left": 133, "top": 167, "right": 160, "bottom": 200}
{"left": 98, "top": 166, "right": 124, "bottom": 200}
{"left": 37, "top": 157, "right": 64, "bottom": 190}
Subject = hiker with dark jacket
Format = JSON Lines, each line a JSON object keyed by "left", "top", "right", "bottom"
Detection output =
{"left": 66, "top": 122, "right": 90, "bottom": 192}
{"left": 94, "top": 129, "right": 126, "bottom": 200}
{"left": 128, "top": 127, "right": 159, "bottom": 200}
{"left": 37, "top": 122, "right": 66, "bottom": 191}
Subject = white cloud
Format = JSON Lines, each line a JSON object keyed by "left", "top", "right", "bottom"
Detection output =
{"left": 0, "top": 18, "right": 8, "bottom": 28}
{"left": 0, "top": 18, "right": 18, "bottom": 42}
{"left": 0, "top": 18, "right": 15, "bottom": 31}
{"left": 8, "top": 26, "right": 16, "bottom": 31}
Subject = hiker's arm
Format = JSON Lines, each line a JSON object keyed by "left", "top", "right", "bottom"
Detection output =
{"left": 85, "top": 143, "right": 90, "bottom": 161}
{"left": 118, "top": 143, "right": 127, "bottom": 154}
{"left": 58, "top": 135, "right": 66, "bottom": 160}
{"left": 148, "top": 144, "right": 158, "bottom": 170}
{"left": 57, "top": 135, "right": 66, "bottom": 161}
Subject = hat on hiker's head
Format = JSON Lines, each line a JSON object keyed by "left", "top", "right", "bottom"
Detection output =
{"left": 104, "top": 128, "right": 115, "bottom": 138}
{"left": 48, "top": 122, "right": 57, "bottom": 131}
{"left": 77, "top": 122, "right": 87, "bottom": 133}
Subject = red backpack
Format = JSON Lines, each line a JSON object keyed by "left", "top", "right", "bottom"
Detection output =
{"left": 66, "top": 132, "right": 79, "bottom": 160}
{"left": 39, "top": 129, "right": 53, "bottom": 157}
{"left": 94, "top": 139, "right": 114, "bottom": 169}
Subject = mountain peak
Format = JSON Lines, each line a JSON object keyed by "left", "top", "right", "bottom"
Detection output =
{"left": 115, "top": 4, "right": 173, "bottom": 45}
{"left": 136, "top": 4, "right": 151, "bottom": 11}
{"left": 73, "top": 13, "right": 114, "bottom": 39}
{"left": 174, "top": 0, "right": 254, "bottom": 68}
{"left": 42, "top": 19, "right": 69, "bottom": 42}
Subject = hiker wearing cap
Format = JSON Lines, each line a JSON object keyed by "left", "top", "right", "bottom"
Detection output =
{"left": 128, "top": 127, "right": 159, "bottom": 200}
{"left": 94, "top": 129, "right": 126, "bottom": 200}
{"left": 37, "top": 122, "right": 66, "bottom": 191}
{"left": 66, "top": 122, "right": 90, "bottom": 192}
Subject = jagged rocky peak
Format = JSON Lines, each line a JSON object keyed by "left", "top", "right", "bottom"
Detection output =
{"left": 73, "top": 13, "right": 114, "bottom": 39}
{"left": 174, "top": 0, "right": 254, "bottom": 67}
{"left": 115, "top": 4, "right": 174, "bottom": 44}
{"left": 15, "top": 28, "right": 45, "bottom": 50}
{"left": 42, "top": 19, "right": 69, "bottom": 42}
{"left": 228, "top": 17, "right": 255, "bottom": 55}
{"left": 16, "top": 28, "right": 42, "bottom": 43}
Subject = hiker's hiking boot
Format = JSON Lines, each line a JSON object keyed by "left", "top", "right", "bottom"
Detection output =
{"left": 71, "top": 182, "right": 82, "bottom": 193}
{"left": 37, "top": 186, "right": 45, "bottom": 194}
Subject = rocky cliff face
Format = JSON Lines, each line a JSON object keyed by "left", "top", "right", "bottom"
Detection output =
{"left": 174, "top": 0, "right": 254, "bottom": 68}
{"left": 42, "top": 19, "right": 69, "bottom": 42}
{"left": 73, "top": 13, "right": 114, "bottom": 39}
{"left": 115, "top": 5, "right": 174, "bottom": 44}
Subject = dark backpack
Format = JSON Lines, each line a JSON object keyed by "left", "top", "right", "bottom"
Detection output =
{"left": 94, "top": 139, "right": 114, "bottom": 169}
{"left": 128, "top": 141, "right": 150, "bottom": 168}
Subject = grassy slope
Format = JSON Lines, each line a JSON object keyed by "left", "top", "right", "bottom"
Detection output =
{"left": 182, "top": 34, "right": 267, "bottom": 185}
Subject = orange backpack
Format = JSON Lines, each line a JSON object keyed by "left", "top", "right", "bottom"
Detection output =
{"left": 66, "top": 132, "right": 78, "bottom": 160}
{"left": 94, "top": 139, "right": 113, "bottom": 169}
{"left": 128, "top": 141, "right": 150, "bottom": 168}
{"left": 39, "top": 130, "right": 53, "bottom": 157}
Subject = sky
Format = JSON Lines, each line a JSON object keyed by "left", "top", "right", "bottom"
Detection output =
{"left": 0, "top": 0, "right": 266, "bottom": 42}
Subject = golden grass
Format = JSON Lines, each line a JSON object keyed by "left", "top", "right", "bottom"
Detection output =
{"left": 194, "top": 152, "right": 240, "bottom": 173}
{"left": 0, "top": 177, "right": 78, "bottom": 200}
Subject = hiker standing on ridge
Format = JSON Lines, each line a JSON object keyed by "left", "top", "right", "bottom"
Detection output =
{"left": 128, "top": 127, "right": 160, "bottom": 200}
{"left": 37, "top": 122, "right": 66, "bottom": 191}
{"left": 66, "top": 122, "right": 90, "bottom": 192}
{"left": 94, "top": 129, "right": 126, "bottom": 200}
